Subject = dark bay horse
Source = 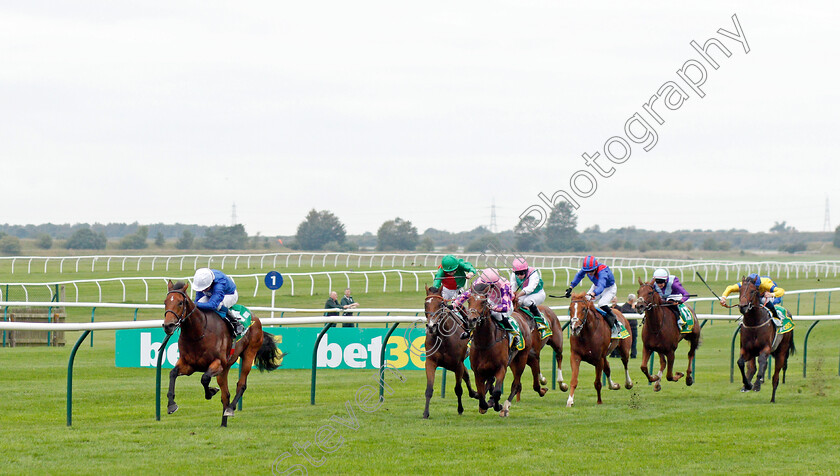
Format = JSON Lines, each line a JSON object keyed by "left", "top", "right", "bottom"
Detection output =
{"left": 734, "top": 276, "right": 795, "bottom": 402}
{"left": 465, "top": 284, "right": 533, "bottom": 417}
{"left": 566, "top": 293, "right": 632, "bottom": 407}
{"left": 513, "top": 299, "right": 569, "bottom": 398}
{"left": 635, "top": 279, "right": 701, "bottom": 392}
{"left": 422, "top": 286, "right": 478, "bottom": 419}
{"left": 163, "top": 281, "right": 282, "bottom": 426}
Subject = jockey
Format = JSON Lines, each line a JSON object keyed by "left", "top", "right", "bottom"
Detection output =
{"left": 564, "top": 256, "right": 620, "bottom": 337}
{"left": 454, "top": 268, "right": 521, "bottom": 350}
{"left": 432, "top": 255, "right": 477, "bottom": 301}
{"left": 510, "top": 258, "right": 551, "bottom": 338}
{"left": 192, "top": 267, "right": 245, "bottom": 335}
{"left": 720, "top": 273, "right": 785, "bottom": 322}
{"left": 652, "top": 268, "right": 691, "bottom": 328}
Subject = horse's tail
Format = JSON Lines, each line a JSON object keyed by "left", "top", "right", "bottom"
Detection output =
{"left": 255, "top": 332, "right": 283, "bottom": 372}
{"left": 787, "top": 330, "right": 796, "bottom": 356}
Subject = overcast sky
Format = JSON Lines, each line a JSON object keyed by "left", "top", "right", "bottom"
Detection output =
{"left": 1, "top": 2, "right": 836, "bottom": 236}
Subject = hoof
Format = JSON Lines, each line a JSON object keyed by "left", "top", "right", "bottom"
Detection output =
{"left": 610, "top": 383, "right": 620, "bottom": 390}
{"left": 493, "top": 402, "right": 502, "bottom": 412}
{"left": 223, "top": 407, "right": 235, "bottom": 417}
{"left": 686, "top": 376, "right": 694, "bottom": 386}
{"left": 559, "top": 382, "right": 569, "bottom": 392}
{"left": 422, "top": 413, "right": 429, "bottom": 419}
{"left": 539, "top": 375, "right": 548, "bottom": 386}
{"left": 205, "top": 387, "right": 219, "bottom": 400}
{"left": 752, "top": 386, "right": 761, "bottom": 392}
{"left": 566, "top": 398, "right": 574, "bottom": 408}
{"left": 625, "top": 382, "right": 634, "bottom": 390}
{"left": 468, "top": 391, "right": 479, "bottom": 399}
{"left": 500, "top": 409, "right": 509, "bottom": 417}
{"left": 653, "top": 382, "right": 661, "bottom": 392}
{"left": 457, "top": 406, "right": 463, "bottom": 415}
{"left": 538, "top": 388, "right": 547, "bottom": 397}
{"left": 167, "top": 403, "right": 179, "bottom": 414}
{"left": 478, "top": 407, "right": 487, "bottom": 414}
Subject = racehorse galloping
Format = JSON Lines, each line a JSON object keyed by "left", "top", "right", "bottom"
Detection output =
{"left": 566, "top": 293, "right": 633, "bottom": 407}
{"left": 514, "top": 299, "right": 569, "bottom": 399}
{"left": 635, "top": 279, "right": 701, "bottom": 392}
{"left": 163, "top": 281, "right": 282, "bottom": 427}
{"left": 422, "top": 286, "right": 478, "bottom": 419}
{"left": 465, "top": 284, "right": 533, "bottom": 417}
{"left": 735, "top": 276, "right": 795, "bottom": 403}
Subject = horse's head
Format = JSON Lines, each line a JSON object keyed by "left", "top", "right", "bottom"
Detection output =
{"left": 568, "top": 292, "right": 594, "bottom": 336}
{"left": 465, "top": 282, "right": 492, "bottom": 329}
{"left": 163, "top": 280, "right": 193, "bottom": 335}
{"left": 738, "top": 275, "right": 760, "bottom": 314}
{"left": 424, "top": 285, "right": 447, "bottom": 331}
{"left": 634, "top": 278, "right": 661, "bottom": 313}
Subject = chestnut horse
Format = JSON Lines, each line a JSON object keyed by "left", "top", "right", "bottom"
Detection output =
{"left": 163, "top": 281, "right": 282, "bottom": 427}
{"left": 566, "top": 293, "right": 633, "bottom": 407}
{"left": 465, "top": 283, "right": 533, "bottom": 417}
{"left": 422, "top": 286, "right": 478, "bottom": 418}
{"left": 635, "top": 279, "right": 701, "bottom": 392}
{"left": 735, "top": 276, "right": 795, "bottom": 402}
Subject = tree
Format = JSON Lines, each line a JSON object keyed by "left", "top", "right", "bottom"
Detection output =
{"left": 0, "top": 235, "right": 21, "bottom": 255}
{"left": 296, "top": 209, "right": 346, "bottom": 250}
{"left": 417, "top": 236, "right": 435, "bottom": 252}
{"left": 200, "top": 224, "right": 248, "bottom": 249}
{"left": 154, "top": 231, "right": 165, "bottom": 247}
{"left": 36, "top": 234, "right": 53, "bottom": 250}
{"left": 834, "top": 225, "right": 840, "bottom": 248}
{"left": 465, "top": 234, "right": 501, "bottom": 252}
{"left": 514, "top": 216, "right": 542, "bottom": 251}
{"left": 66, "top": 227, "right": 107, "bottom": 250}
{"left": 770, "top": 221, "right": 791, "bottom": 233}
{"left": 376, "top": 217, "right": 419, "bottom": 251}
{"left": 175, "top": 230, "right": 194, "bottom": 250}
{"left": 118, "top": 226, "right": 149, "bottom": 249}
{"left": 543, "top": 202, "right": 585, "bottom": 252}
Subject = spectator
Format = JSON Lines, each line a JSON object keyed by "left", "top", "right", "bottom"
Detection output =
{"left": 340, "top": 288, "right": 360, "bottom": 328}
{"left": 324, "top": 291, "right": 344, "bottom": 318}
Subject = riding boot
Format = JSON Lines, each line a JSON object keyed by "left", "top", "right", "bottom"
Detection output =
{"left": 766, "top": 301, "right": 782, "bottom": 326}
{"left": 600, "top": 305, "right": 618, "bottom": 337}
{"left": 529, "top": 303, "right": 551, "bottom": 339}
{"left": 225, "top": 309, "right": 245, "bottom": 336}
{"left": 501, "top": 316, "right": 520, "bottom": 350}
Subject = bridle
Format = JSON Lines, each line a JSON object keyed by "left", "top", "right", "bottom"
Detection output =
{"left": 467, "top": 295, "right": 507, "bottom": 349}
{"left": 164, "top": 289, "right": 206, "bottom": 340}
{"left": 424, "top": 294, "right": 468, "bottom": 335}
{"left": 738, "top": 280, "right": 771, "bottom": 329}
{"left": 569, "top": 299, "right": 591, "bottom": 336}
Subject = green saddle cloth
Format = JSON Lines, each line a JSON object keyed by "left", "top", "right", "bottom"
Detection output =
{"left": 677, "top": 304, "right": 694, "bottom": 334}
{"left": 614, "top": 320, "right": 630, "bottom": 340}
{"left": 774, "top": 306, "right": 794, "bottom": 335}
{"left": 229, "top": 304, "right": 253, "bottom": 339}
{"left": 518, "top": 306, "right": 553, "bottom": 339}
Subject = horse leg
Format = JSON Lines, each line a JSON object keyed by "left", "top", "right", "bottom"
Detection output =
{"left": 454, "top": 365, "right": 465, "bottom": 415}
{"left": 621, "top": 341, "right": 633, "bottom": 389}
{"left": 461, "top": 364, "right": 478, "bottom": 399}
{"left": 603, "top": 357, "right": 619, "bottom": 391}
{"left": 640, "top": 346, "right": 657, "bottom": 383}
{"left": 566, "top": 355, "right": 581, "bottom": 407}
{"left": 166, "top": 361, "right": 192, "bottom": 414}
{"left": 685, "top": 336, "right": 699, "bottom": 386}
{"left": 475, "top": 374, "right": 489, "bottom": 414}
{"left": 423, "top": 360, "right": 436, "bottom": 419}
{"left": 528, "top": 353, "right": 547, "bottom": 397}
{"left": 552, "top": 339, "right": 569, "bottom": 392}
{"left": 228, "top": 340, "right": 262, "bottom": 416}
{"left": 491, "top": 368, "right": 506, "bottom": 413}
{"left": 737, "top": 350, "right": 753, "bottom": 392}
{"left": 753, "top": 353, "right": 769, "bottom": 392}
{"left": 654, "top": 353, "right": 666, "bottom": 392}
{"left": 666, "top": 350, "right": 684, "bottom": 383}
{"left": 594, "top": 359, "right": 604, "bottom": 404}
{"left": 502, "top": 361, "right": 525, "bottom": 417}
{"left": 216, "top": 368, "right": 232, "bottom": 427}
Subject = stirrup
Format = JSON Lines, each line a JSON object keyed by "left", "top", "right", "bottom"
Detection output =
{"left": 459, "top": 331, "right": 470, "bottom": 340}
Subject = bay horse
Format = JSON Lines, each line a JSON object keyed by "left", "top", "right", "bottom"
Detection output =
{"left": 163, "top": 281, "right": 282, "bottom": 427}
{"left": 635, "top": 279, "right": 701, "bottom": 392}
{"left": 566, "top": 292, "right": 633, "bottom": 407}
{"left": 465, "top": 283, "right": 533, "bottom": 417}
{"left": 734, "top": 276, "right": 795, "bottom": 402}
{"left": 512, "top": 298, "right": 569, "bottom": 398}
{"left": 422, "top": 286, "right": 478, "bottom": 418}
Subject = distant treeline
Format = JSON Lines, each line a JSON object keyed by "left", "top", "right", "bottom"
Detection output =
{"left": 0, "top": 223, "right": 214, "bottom": 240}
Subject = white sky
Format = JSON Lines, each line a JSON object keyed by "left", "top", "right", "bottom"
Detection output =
{"left": 1, "top": 1, "right": 837, "bottom": 236}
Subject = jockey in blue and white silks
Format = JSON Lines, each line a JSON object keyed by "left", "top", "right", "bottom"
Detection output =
{"left": 565, "top": 256, "right": 620, "bottom": 335}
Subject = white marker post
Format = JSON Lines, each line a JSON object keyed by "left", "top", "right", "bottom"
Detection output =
{"left": 264, "top": 271, "right": 284, "bottom": 318}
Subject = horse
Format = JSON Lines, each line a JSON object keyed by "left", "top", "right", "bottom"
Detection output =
{"left": 635, "top": 279, "right": 702, "bottom": 392}
{"left": 512, "top": 298, "right": 569, "bottom": 398}
{"left": 163, "top": 280, "right": 282, "bottom": 427}
{"left": 464, "top": 283, "right": 533, "bottom": 417}
{"left": 422, "top": 285, "right": 478, "bottom": 418}
{"left": 733, "top": 276, "right": 795, "bottom": 403}
{"left": 565, "top": 292, "right": 633, "bottom": 407}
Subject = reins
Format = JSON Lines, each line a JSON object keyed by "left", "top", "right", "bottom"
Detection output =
{"left": 165, "top": 289, "right": 207, "bottom": 342}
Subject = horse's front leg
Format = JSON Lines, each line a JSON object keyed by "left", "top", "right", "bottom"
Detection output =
{"left": 603, "top": 356, "right": 620, "bottom": 390}
{"left": 737, "top": 349, "right": 753, "bottom": 392}
{"left": 216, "top": 367, "right": 232, "bottom": 427}
{"left": 167, "top": 361, "right": 193, "bottom": 414}
{"left": 460, "top": 363, "right": 478, "bottom": 399}
{"left": 475, "top": 372, "right": 489, "bottom": 414}
{"left": 753, "top": 353, "right": 769, "bottom": 392}
{"left": 666, "top": 350, "right": 684, "bottom": 382}
{"left": 594, "top": 358, "right": 604, "bottom": 404}
{"left": 491, "top": 367, "right": 506, "bottom": 413}
{"left": 566, "top": 354, "right": 581, "bottom": 407}
{"left": 200, "top": 359, "right": 224, "bottom": 401}
{"left": 423, "top": 360, "right": 437, "bottom": 419}
{"left": 640, "top": 346, "right": 657, "bottom": 383}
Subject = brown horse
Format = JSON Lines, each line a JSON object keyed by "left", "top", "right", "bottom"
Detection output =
{"left": 566, "top": 293, "right": 633, "bottom": 407}
{"left": 163, "top": 281, "right": 282, "bottom": 426}
{"left": 734, "top": 276, "right": 795, "bottom": 402}
{"left": 465, "top": 283, "right": 533, "bottom": 417}
{"left": 422, "top": 286, "right": 478, "bottom": 418}
{"left": 513, "top": 299, "right": 569, "bottom": 398}
{"left": 635, "top": 279, "right": 701, "bottom": 392}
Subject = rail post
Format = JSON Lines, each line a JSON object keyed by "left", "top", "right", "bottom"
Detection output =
{"left": 379, "top": 322, "right": 401, "bottom": 401}
{"left": 155, "top": 332, "right": 175, "bottom": 421}
{"left": 802, "top": 320, "right": 820, "bottom": 378}
{"left": 310, "top": 323, "right": 335, "bottom": 405}
{"left": 67, "top": 330, "right": 92, "bottom": 426}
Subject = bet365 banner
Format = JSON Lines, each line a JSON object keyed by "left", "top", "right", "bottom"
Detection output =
{"left": 115, "top": 326, "right": 429, "bottom": 370}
